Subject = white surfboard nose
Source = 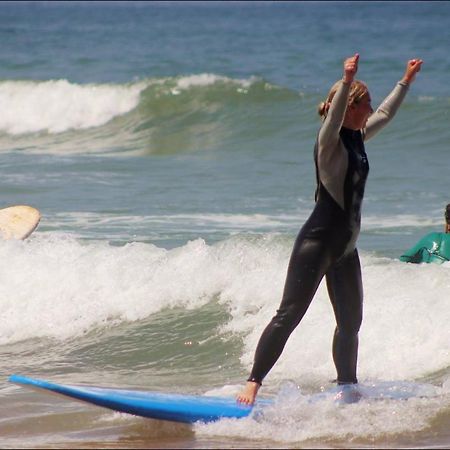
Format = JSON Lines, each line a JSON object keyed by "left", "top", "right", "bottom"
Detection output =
{"left": 0, "top": 205, "right": 41, "bottom": 240}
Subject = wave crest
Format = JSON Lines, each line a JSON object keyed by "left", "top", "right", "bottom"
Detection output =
{"left": 0, "top": 75, "right": 297, "bottom": 137}
{"left": 0, "top": 79, "right": 147, "bottom": 135}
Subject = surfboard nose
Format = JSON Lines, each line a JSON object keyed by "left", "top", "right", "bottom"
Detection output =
{"left": 0, "top": 206, "right": 41, "bottom": 240}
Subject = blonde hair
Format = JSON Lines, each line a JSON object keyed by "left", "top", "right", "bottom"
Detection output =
{"left": 318, "top": 79, "right": 369, "bottom": 119}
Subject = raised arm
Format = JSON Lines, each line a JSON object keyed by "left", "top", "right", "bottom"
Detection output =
{"left": 364, "top": 59, "right": 423, "bottom": 141}
{"left": 318, "top": 54, "right": 359, "bottom": 149}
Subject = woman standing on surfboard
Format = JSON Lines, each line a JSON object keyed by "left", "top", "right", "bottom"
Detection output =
{"left": 237, "top": 54, "right": 423, "bottom": 405}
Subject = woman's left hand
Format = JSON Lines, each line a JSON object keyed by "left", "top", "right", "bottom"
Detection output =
{"left": 401, "top": 59, "right": 423, "bottom": 84}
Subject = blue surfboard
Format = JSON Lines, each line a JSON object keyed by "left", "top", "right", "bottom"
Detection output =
{"left": 9, "top": 374, "right": 271, "bottom": 424}
{"left": 10, "top": 375, "right": 431, "bottom": 424}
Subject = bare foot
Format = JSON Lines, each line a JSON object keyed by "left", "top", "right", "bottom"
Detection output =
{"left": 236, "top": 381, "right": 260, "bottom": 405}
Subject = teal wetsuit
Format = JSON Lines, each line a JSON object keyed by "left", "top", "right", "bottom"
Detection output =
{"left": 400, "top": 232, "right": 450, "bottom": 264}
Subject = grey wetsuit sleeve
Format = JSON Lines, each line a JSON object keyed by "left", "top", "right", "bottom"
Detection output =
{"left": 318, "top": 80, "right": 351, "bottom": 149}
{"left": 363, "top": 81, "right": 409, "bottom": 141}
{"left": 316, "top": 81, "right": 351, "bottom": 210}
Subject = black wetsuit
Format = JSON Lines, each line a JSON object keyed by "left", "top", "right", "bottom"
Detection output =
{"left": 246, "top": 79, "right": 409, "bottom": 386}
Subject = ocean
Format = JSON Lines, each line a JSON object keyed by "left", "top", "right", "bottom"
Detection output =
{"left": 0, "top": 1, "right": 449, "bottom": 448}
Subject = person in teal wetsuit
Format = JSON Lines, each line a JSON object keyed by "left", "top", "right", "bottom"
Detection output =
{"left": 400, "top": 204, "right": 450, "bottom": 264}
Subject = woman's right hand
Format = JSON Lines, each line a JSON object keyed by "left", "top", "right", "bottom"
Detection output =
{"left": 401, "top": 58, "right": 423, "bottom": 84}
{"left": 343, "top": 53, "right": 359, "bottom": 83}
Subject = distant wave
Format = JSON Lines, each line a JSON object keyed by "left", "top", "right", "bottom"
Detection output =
{"left": 2, "top": 74, "right": 441, "bottom": 156}
{"left": 0, "top": 79, "right": 147, "bottom": 134}
{"left": 0, "top": 75, "right": 298, "bottom": 136}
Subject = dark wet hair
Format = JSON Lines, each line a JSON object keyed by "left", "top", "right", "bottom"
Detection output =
{"left": 446, "top": 204, "right": 450, "bottom": 224}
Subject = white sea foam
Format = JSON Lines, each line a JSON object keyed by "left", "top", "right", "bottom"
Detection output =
{"left": 46, "top": 211, "right": 303, "bottom": 236}
{"left": 0, "top": 233, "right": 287, "bottom": 344}
{"left": 0, "top": 234, "right": 449, "bottom": 385}
{"left": 0, "top": 75, "right": 264, "bottom": 136}
{"left": 41, "top": 210, "right": 438, "bottom": 244}
{"left": 0, "top": 79, "right": 147, "bottom": 134}
{"left": 175, "top": 74, "right": 258, "bottom": 90}
{"left": 196, "top": 382, "right": 449, "bottom": 444}
{"left": 231, "top": 253, "right": 450, "bottom": 384}
{"left": 362, "top": 213, "right": 440, "bottom": 229}
{"left": 170, "top": 73, "right": 259, "bottom": 96}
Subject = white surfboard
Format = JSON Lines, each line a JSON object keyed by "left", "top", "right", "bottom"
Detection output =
{"left": 0, "top": 205, "right": 41, "bottom": 240}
